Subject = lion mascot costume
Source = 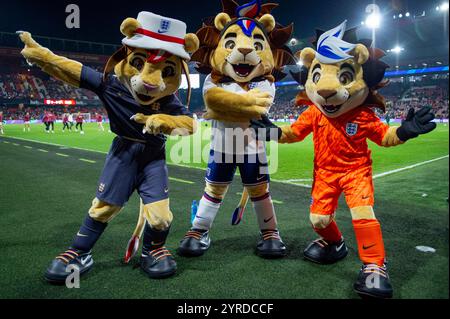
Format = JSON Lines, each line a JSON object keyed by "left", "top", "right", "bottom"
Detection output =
{"left": 177, "top": 0, "right": 295, "bottom": 258}
{"left": 18, "top": 11, "right": 200, "bottom": 282}
{"left": 251, "top": 21, "right": 436, "bottom": 298}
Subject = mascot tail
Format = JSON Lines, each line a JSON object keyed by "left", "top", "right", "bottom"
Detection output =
{"left": 231, "top": 188, "right": 249, "bottom": 225}
{"left": 124, "top": 199, "right": 146, "bottom": 263}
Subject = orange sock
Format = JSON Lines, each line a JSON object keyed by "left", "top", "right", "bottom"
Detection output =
{"left": 314, "top": 220, "right": 342, "bottom": 243}
{"left": 353, "top": 219, "right": 385, "bottom": 266}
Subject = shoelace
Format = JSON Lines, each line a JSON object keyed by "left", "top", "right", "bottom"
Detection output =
{"left": 313, "top": 238, "right": 329, "bottom": 248}
{"left": 149, "top": 247, "right": 172, "bottom": 262}
{"left": 262, "top": 230, "right": 281, "bottom": 241}
{"left": 56, "top": 249, "right": 79, "bottom": 264}
{"left": 363, "top": 264, "right": 388, "bottom": 278}
{"left": 184, "top": 230, "right": 204, "bottom": 240}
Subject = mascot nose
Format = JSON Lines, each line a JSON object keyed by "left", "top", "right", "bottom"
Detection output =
{"left": 317, "top": 89, "right": 337, "bottom": 100}
{"left": 143, "top": 83, "right": 159, "bottom": 92}
{"left": 238, "top": 48, "right": 253, "bottom": 56}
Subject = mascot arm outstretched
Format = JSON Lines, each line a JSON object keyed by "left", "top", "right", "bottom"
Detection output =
{"left": 19, "top": 32, "right": 82, "bottom": 88}
{"left": 132, "top": 113, "right": 196, "bottom": 136}
{"left": 251, "top": 106, "right": 436, "bottom": 145}
{"left": 204, "top": 87, "right": 272, "bottom": 122}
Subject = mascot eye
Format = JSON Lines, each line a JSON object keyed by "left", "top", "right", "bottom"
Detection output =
{"left": 162, "top": 66, "right": 175, "bottom": 78}
{"left": 312, "top": 71, "right": 321, "bottom": 84}
{"left": 131, "top": 57, "right": 145, "bottom": 71}
{"left": 254, "top": 42, "right": 264, "bottom": 51}
{"left": 225, "top": 40, "right": 236, "bottom": 50}
{"left": 339, "top": 71, "right": 354, "bottom": 85}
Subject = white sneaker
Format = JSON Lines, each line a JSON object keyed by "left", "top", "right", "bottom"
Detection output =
{"left": 80, "top": 131, "right": 85, "bottom": 135}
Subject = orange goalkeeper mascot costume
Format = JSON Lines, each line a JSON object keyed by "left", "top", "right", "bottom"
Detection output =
{"left": 251, "top": 21, "right": 437, "bottom": 298}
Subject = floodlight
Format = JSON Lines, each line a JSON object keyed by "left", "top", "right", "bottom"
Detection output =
{"left": 365, "top": 13, "right": 381, "bottom": 28}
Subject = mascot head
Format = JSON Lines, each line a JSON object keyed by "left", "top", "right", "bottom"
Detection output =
{"left": 104, "top": 12, "right": 199, "bottom": 106}
{"left": 192, "top": 0, "right": 295, "bottom": 83}
{"left": 293, "top": 21, "right": 389, "bottom": 118}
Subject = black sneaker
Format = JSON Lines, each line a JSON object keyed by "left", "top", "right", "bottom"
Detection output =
{"left": 256, "top": 230, "right": 286, "bottom": 259}
{"left": 140, "top": 246, "right": 177, "bottom": 279}
{"left": 44, "top": 249, "right": 93, "bottom": 284}
{"left": 177, "top": 229, "right": 211, "bottom": 257}
{"left": 303, "top": 238, "right": 348, "bottom": 264}
{"left": 354, "top": 264, "right": 393, "bottom": 299}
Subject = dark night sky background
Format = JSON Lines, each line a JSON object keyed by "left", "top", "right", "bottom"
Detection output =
{"left": 0, "top": 0, "right": 438, "bottom": 42}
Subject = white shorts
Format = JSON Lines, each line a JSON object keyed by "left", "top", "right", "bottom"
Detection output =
{"left": 24, "top": 121, "right": 30, "bottom": 125}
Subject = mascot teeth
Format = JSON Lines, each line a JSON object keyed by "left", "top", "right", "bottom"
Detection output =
{"left": 232, "top": 63, "right": 255, "bottom": 77}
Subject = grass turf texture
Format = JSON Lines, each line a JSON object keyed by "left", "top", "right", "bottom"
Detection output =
{"left": 0, "top": 122, "right": 448, "bottom": 299}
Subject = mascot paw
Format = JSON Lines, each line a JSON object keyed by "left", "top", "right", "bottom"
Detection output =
{"left": 131, "top": 113, "right": 170, "bottom": 135}
{"left": 18, "top": 32, "right": 49, "bottom": 66}
{"left": 246, "top": 89, "right": 273, "bottom": 108}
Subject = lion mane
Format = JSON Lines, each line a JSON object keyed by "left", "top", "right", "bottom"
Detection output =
{"left": 191, "top": 0, "right": 296, "bottom": 81}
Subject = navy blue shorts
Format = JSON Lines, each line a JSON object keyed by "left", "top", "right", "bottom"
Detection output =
{"left": 205, "top": 150, "right": 269, "bottom": 186}
{"left": 96, "top": 137, "right": 169, "bottom": 206}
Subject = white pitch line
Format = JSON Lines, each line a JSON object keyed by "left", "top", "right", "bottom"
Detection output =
{"left": 169, "top": 177, "right": 195, "bottom": 184}
{"left": 56, "top": 153, "right": 69, "bottom": 157}
{"left": 2, "top": 136, "right": 448, "bottom": 189}
{"left": 373, "top": 155, "right": 449, "bottom": 179}
{"left": 79, "top": 158, "right": 96, "bottom": 164}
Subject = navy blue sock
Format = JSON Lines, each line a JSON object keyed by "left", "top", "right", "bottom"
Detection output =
{"left": 71, "top": 215, "right": 107, "bottom": 252}
{"left": 142, "top": 222, "right": 170, "bottom": 253}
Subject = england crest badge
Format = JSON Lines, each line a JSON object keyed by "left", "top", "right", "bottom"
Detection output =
{"left": 158, "top": 19, "right": 171, "bottom": 34}
{"left": 346, "top": 123, "right": 358, "bottom": 136}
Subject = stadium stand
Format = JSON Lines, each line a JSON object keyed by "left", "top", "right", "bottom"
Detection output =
{"left": 0, "top": 31, "right": 448, "bottom": 123}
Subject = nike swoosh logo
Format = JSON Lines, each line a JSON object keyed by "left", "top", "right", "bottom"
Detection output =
{"left": 158, "top": 29, "right": 168, "bottom": 34}
{"left": 80, "top": 256, "right": 90, "bottom": 266}
{"left": 362, "top": 196, "right": 370, "bottom": 199}
{"left": 77, "top": 232, "right": 88, "bottom": 237}
{"left": 363, "top": 244, "right": 376, "bottom": 250}
{"left": 256, "top": 176, "right": 266, "bottom": 181}
{"left": 336, "top": 243, "right": 345, "bottom": 251}
{"left": 264, "top": 216, "right": 274, "bottom": 223}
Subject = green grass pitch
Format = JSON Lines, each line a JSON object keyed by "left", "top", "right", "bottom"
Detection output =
{"left": 0, "top": 121, "right": 448, "bottom": 299}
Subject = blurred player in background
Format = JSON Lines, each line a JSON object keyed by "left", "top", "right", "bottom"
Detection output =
{"left": 75, "top": 112, "right": 84, "bottom": 134}
{"left": 62, "top": 113, "right": 70, "bottom": 132}
{"left": 68, "top": 113, "right": 74, "bottom": 131}
{"left": 48, "top": 111, "right": 55, "bottom": 133}
{"left": 42, "top": 111, "right": 50, "bottom": 133}
{"left": 0, "top": 111, "right": 4, "bottom": 134}
{"left": 23, "top": 112, "right": 31, "bottom": 132}
{"left": 95, "top": 113, "right": 104, "bottom": 132}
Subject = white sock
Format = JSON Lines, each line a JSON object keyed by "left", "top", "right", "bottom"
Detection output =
{"left": 252, "top": 195, "right": 278, "bottom": 230}
{"left": 192, "top": 196, "right": 221, "bottom": 231}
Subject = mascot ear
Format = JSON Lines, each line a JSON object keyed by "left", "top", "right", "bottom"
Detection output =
{"left": 258, "top": 14, "right": 276, "bottom": 33}
{"left": 299, "top": 48, "right": 316, "bottom": 68}
{"left": 352, "top": 44, "right": 370, "bottom": 64}
{"left": 214, "top": 13, "right": 232, "bottom": 31}
{"left": 184, "top": 33, "right": 200, "bottom": 54}
{"left": 120, "top": 18, "right": 141, "bottom": 38}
